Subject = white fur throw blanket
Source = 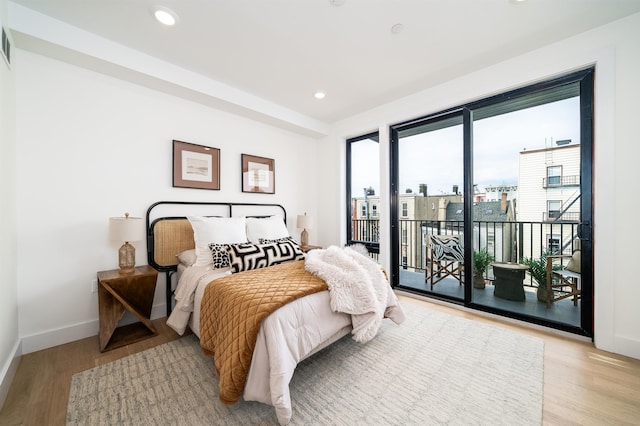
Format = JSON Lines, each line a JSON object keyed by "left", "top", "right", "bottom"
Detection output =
{"left": 304, "top": 245, "right": 405, "bottom": 343}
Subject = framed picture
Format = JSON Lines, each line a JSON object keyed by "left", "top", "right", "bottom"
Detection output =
{"left": 242, "top": 154, "right": 275, "bottom": 194}
{"left": 173, "top": 140, "right": 220, "bottom": 190}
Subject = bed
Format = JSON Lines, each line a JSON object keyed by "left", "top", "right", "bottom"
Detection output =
{"left": 146, "top": 201, "right": 404, "bottom": 425}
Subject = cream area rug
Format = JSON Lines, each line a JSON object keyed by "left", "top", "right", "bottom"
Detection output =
{"left": 67, "top": 302, "right": 543, "bottom": 425}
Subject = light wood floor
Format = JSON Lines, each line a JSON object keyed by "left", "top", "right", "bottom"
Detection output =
{"left": 1, "top": 295, "right": 639, "bottom": 425}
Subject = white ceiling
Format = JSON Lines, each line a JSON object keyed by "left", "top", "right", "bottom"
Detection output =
{"left": 8, "top": 0, "right": 640, "bottom": 131}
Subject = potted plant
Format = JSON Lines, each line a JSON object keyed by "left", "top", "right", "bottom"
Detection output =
{"left": 473, "top": 249, "right": 495, "bottom": 289}
{"left": 520, "top": 251, "right": 557, "bottom": 302}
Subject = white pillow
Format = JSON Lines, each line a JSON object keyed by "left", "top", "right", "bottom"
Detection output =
{"left": 176, "top": 249, "right": 197, "bottom": 267}
{"left": 187, "top": 216, "right": 247, "bottom": 266}
{"left": 245, "top": 216, "right": 289, "bottom": 244}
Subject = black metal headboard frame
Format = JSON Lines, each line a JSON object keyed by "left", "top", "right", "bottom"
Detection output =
{"left": 146, "top": 200, "right": 287, "bottom": 316}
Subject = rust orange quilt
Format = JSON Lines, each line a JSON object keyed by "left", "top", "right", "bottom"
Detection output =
{"left": 199, "top": 260, "right": 328, "bottom": 404}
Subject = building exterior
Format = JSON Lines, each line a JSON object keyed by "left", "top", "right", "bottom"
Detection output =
{"left": 484, "top": 184, "right": 518, "bottom": 203}
{"left": 352, "top": 142, "right": 579, "bottom": 275}
{"left": 446, "top": 195, "right": 517, "bottom": 264}
{"left": 352, "top": 190, "right": 519, "bottom": 271}
{"left": 518, "top": 143, "right": 581, "bottom": 257}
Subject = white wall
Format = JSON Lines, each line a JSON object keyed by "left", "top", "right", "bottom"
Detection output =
{"left": 0, "top": 0, "right": 20, "bottom": 408}
{"left": 15, "top": 50, "right": 320, "bottom": 353}
{"left": 322, "top": 13, "right": 640, "bottom": 359}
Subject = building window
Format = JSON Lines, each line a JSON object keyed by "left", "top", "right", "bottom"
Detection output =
{"left": 548, "top": 200, "right": 561, "bottom": 219}
{"left": 402, "top": 202, "right": 408, "bottom": 217}
{"left": 547, "top": 166, "right": 562, "bottom": 186}
{"left": 372, "top": 204, "right": 378, "bottom": 217}
{"left": 548, "top": 234, "right": 560, "bottom": 254}
{"left": 401, "top": 229, "right": 407, "bottom": 245}
{"left": 361, "top": 204, "right": 366, "bottom": 218}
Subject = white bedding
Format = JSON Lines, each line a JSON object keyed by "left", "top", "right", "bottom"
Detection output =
{"left": 167, "top": 263, "right": 352, "bottom": 425}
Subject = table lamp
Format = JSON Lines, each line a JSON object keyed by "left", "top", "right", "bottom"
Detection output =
{"left": 109, "top": 212, "right": 144, "bottom": 274}
{"left": 296, "top": 212, "right": 312, "bottom": 247}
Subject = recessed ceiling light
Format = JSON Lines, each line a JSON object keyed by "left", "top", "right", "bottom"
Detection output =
{"left": 330, "top": 0, "right": 346, "bottom": 6}
{"left": 314, "top": 91, "right": 326, "bottom": 99}
{"left": 152, "top": 6, "right": 178, "bottom": 26}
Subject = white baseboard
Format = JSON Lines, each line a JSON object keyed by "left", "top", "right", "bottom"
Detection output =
{"left": 611, "top": 335, "right": 640, "bottom": 360}
{"left": 1, "top": 303, "right": 166, "bottom": 410}
{"left": 20, "top": 318, "right": 99, "bottom": 354}
{"left": 0, "top": 339, "right": 21, "bottom": 411}
{"left": 20, "top": 303, "right": 167, "bottom": 355}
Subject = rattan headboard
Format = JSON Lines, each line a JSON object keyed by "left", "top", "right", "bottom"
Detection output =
{"left": 146, "top": 201, "right": 287, "bottom": 315}
{"left": 152, "top": 218, "right": 195, "bottom": 268}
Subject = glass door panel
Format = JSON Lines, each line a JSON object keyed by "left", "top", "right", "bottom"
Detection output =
{"left": 347, "top": 133, "right": 380, "bottom": 256}
{"left": 395, "top": 113, "right": 465, "bottom": 302}
{"left": 471, "top": 95, "right": 582, "bottom": 328}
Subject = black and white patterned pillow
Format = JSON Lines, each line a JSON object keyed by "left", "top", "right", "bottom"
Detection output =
{"left": 226, "top": 240, "right": 305, "bottom": 273}
{"left": 208, "top": 243, "right": 231, "bottom": 269}
{"left": 259, "top": 236, "right": 298, "bottom": 245}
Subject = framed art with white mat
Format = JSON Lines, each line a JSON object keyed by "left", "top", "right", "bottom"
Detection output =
{"left": 242, "top": 154, "right": 275, "bottom": 194}
{"left": 173, "top": 140, "right": 220, "bottom": 190}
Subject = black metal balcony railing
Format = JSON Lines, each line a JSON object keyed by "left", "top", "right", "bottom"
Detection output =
{"left": 543, "top": 211, "right": 580, "bottom": 222}
{"left": 350, "top": 219, "right": 381, "bottom": 260}
{"left": 543, "top": 175, "right": 580, "bottom": 188}
{"left": 350, "top": 219, "right": 580, "bottom": 288}
{"left": 351, "top": 219, "right": 380, "bottom": 244}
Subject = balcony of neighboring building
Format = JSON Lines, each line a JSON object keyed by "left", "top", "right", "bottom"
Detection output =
{"left": 542, "top": 174, "right": 580, "bottom": 188}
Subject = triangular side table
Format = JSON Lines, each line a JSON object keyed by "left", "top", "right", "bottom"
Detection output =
{"left": 97, "top": 265, "right": 158, "bottom": 352}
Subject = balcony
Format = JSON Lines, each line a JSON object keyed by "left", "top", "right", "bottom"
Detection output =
{"left": 543, "top": 211, "right": 580, "bottom": 222}
{"left": 351, "top": 218, "right": 581, "bottom": 326}
{"left": 351, "top": 219, "right": 380, "bottom": 255}
{"left": 543, "top": 174, "right": 580, "bottom": 188}
{"left": 397, "top": 269, "right": 580, "bottom": 326}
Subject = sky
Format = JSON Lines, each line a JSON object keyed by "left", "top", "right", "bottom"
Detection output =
{"left": 351, "top": 97, "right": 580, "bottom": 197}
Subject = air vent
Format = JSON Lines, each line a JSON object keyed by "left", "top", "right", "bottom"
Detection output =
{"left": 1, "top": 20, "right": 11, "bottom": 69}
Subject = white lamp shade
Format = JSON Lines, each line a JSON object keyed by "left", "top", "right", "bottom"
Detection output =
{"left": 296, "top": 213, "right": 312, "bottom": 230}
{"left": 109, "top": 215, "right": 144, "bottom": 243}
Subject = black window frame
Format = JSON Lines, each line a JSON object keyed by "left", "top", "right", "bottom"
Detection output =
{"left": 389, "top": 67, "right": 594, "bottom": 338}
{"left": 346, "top": 131, "right": 380, "bottom": 254}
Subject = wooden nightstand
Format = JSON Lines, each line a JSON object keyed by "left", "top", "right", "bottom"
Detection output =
{"left": 97, "top": 265, "right": 158, "bottom": 352}
{"left": 301, "top": 245, "right": 322, "bottom": 252}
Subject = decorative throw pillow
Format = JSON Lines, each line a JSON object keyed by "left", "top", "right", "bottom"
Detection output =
{"left": 187, "top": 216, "right": 247, "bottom": 266}
{"left": 258, "top": 236, "right": 298, "bottom": 245}
{"left": 208, "top": 243, "right": 231, "bottom": 269}
{"left": 566, "top": 250, "right": 581, "bottom": 273}
{"left": 226, "top": 240, "right": 305, "bottom": 273}
{"left": 246, "top": 216, "right": 289, "bottom": 244}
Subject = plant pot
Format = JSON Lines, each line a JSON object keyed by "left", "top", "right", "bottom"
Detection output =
{"left": 537, "top": 285, "right": 550, "bottom": 302}
{"left": 473, "top": 274, "right": 486, "bottom": 289}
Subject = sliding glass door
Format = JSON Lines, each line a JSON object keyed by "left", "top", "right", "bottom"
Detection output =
{"left": 392, "top": 111, "right": 466, "bottom": 303}
{"left": 390, "top": 69, "right": 594, "bottom": 336}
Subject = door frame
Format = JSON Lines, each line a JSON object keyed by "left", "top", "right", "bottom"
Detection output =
{"left": 389, "top": 67, "right": 594, "bottom": 337}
